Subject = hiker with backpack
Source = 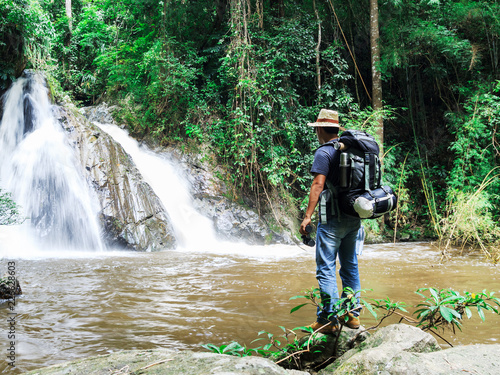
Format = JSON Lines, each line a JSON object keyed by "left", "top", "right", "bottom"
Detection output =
{"left": 299, "top": 109, "right": 397, "bottom": 334}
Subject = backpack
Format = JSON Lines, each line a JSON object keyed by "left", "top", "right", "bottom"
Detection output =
{"left": 319, "top": 130, "right": 397, "bottom": 221}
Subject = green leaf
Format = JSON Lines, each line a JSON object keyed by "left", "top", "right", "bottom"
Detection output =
{"left": 289, "top": 295, "right": 307, "bottom": 300}
{"left": 478, "top": 306, "right": 486, "bottom": 322}
{"left": 439, "top": 306, "right": 454, "bottom": 322}
{"left": 450, "top": 308, "right": 462, "bottom": 319}
{"left": 297, "top": 326, "right": 313, "bottom": 333}
{"left": 290, "top": 303, "right": 308, "bottom": 314}
{"left": 430, "top": 288, "right": 440, "bottom": 302}
{"left": 465, "top": 306, "right": 472, "bottom": 319}
{"left": 362, "top": 300, "right": 378, "bottom": 319}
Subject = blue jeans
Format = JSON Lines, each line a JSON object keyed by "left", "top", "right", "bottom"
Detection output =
{"left": 315, "top": 216, "right": 362, "bottom": 324}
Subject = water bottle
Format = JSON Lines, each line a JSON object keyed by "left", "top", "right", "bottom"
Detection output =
{"left": 340, "top": 152, "right": 350, "bottom": 188}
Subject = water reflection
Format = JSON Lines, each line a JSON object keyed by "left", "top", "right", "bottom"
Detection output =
{"left": 1, "top": 242, "right": 499, "bottom": 373}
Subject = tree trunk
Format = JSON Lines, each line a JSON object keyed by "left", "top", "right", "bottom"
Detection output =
{"left": 370, "top": 0, "right": 386, "bottom": 229}
{"left": 65, "top": 0, "right": 72, "bottom": 32}
{"left": 313, "top": 0, "right": 321, "bottom": 90}
{"left": 370, "top": 0, "right": 383, "bottom": 155}
{"left": 270, "top": 0, "right": 284, "bottom": 19}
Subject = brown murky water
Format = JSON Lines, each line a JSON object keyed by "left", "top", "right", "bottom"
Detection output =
{"left": 1, "top": 242, "right": 499, "bottom": 373}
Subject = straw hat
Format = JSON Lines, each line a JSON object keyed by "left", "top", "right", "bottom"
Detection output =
{"left": 308, "top": 109, "right": 344, "bottom": 130}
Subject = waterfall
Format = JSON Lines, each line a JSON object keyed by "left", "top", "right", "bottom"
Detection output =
{"left": 0, "top": 72, "right": 104, "bottom": 252}
{"left": 95, "top": 123, "right": 220, "bottom": 250}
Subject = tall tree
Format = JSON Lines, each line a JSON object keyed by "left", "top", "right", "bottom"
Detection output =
{"left": 370, "top": 0, "right": 383, "bottom": 155}
{"left": 65, "top": 0, "right": 72, "bottom": 32}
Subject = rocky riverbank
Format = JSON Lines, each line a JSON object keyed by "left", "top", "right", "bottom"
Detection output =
{"left": 21, "top": 324, "right": 500, "bottom": 375}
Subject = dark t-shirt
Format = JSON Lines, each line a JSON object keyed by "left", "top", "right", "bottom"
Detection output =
{"left": 311, "top": 141, "right": 340, "bottom": 188}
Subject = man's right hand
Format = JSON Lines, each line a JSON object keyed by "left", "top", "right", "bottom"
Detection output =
{"left": 300, "top": 173, "right": 326, "bottom": 236}
{"left": 300, "top": 217, "right": 311, "bottom": 235}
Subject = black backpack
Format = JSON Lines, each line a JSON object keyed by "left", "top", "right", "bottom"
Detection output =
{"left": 319, "top": 130, "right": 397, "bottom": 220}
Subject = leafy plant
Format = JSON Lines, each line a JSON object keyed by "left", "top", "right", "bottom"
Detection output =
{"left": 414, "top": 288, "right": 500, "bottom": 336}
{"left": 364, "top": 287, "right": 500, "bottom": 347}
{"left": 0, "top": 187, "right": 25, "bottom": 225}
{"left": 201, "top": 341, "right": 259, "bottom": 357}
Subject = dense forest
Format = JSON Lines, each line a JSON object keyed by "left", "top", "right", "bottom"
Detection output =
{"left": 1, "top": 0, "right": 499, "bottom": 260}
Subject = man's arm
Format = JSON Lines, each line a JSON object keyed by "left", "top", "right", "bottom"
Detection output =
{"left": 300, "top": 173, "right": 326, "bottom": 235}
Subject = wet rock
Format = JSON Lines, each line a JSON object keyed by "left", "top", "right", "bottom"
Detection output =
{"left": 0, "top": 275, "right": 22, "bottom": 299}
{"left": 318, "top": 324, "right": 500, "bottom": 375}
{"left": 54, "top": 104, "right": 176, "bottom": 251}
{"left": 21, "top": 349, "right": 309, "bottom": 375}
{"left": 276, "top": 326, "right": 370, "bottom": 371}
{"left": 82, "top": 103, "right": 117, "bottom": 125}
{"left": 192, "top": 196, "right": 290, "bottom": 245}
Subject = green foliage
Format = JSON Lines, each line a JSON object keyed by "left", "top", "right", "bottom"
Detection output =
{"left": 0, "top": 0, "right": 54, "bottom": 88}
{"left": 436, "top": 82, "right": 500, "bottom": 258}
{"left": 289, "top": 287, "right": 370, "bottom": 332}
{"left": 414, "top": 288, "right": 500, "bottom": 334}
{"left": 66, "top": 4, "right": 113, "bottom": 101}
{"left": 201, "top": 342, "right": 259, "bottom": 357}
{"left": 0, "top": 187, "right": 24, "bottom": 225}
{"left": 290, "top": 286, "right": 500, "bottom": 348}
{"left": 441, "top": 187, "right": 500, "bottom": 262}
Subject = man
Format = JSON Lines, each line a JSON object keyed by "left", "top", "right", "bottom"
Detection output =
{"left": 299, "top": 109, "right": 362, "bottom": 334}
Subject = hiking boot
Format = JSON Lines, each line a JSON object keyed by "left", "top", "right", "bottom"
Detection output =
{"left": 341, "top": 313, "right": 360, "bottom": 329}
{"left": 303, "top": 321, "right": 339, "bottom": 334}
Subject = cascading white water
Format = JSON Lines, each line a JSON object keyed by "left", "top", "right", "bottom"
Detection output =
{"left": 95, "top": 123, "right": 221, "bottom": 250}
{"left": 0, "top": 72, "right": 104, "bottom": 253}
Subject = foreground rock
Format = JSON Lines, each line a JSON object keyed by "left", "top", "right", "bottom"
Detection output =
{"left": 319, "top": 324, "right": 500, "bottom": 374}
{"left": 22, "top": 349, "right": 307, "bottom": 375}
{"left": 54, "top": 104, "right": 176, "bottom": 251}
{"left": 20, "top": 324, "right": 500, "bottom": 375}
{"left": 276, "top": 326, "right": 370, "bottom": 371}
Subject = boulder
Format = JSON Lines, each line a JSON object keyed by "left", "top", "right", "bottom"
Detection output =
{"left": 54, "top": 104, "right": 176, "bottom": 251}
{"left": 0, "top": 274, "right": 22, "bottom": 299}
{"left": 319, "top": 324, "right": 500, "bottom": 375}
{"left": 275, "top": 326, "right": 370, "bottom": 371}
{"left": 21, "top": 349, "right": 308, "bottom": 375}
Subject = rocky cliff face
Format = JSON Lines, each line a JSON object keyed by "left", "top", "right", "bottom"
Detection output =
{"left": 84, "top": 104, "right": 293, "bottom": 246}
{"left": 54, "top": 103, "right": 176, "bottom": 251}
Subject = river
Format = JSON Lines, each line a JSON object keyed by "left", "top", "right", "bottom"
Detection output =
{"left": 1, "top": 242, "right": 499, "bottom": 373}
